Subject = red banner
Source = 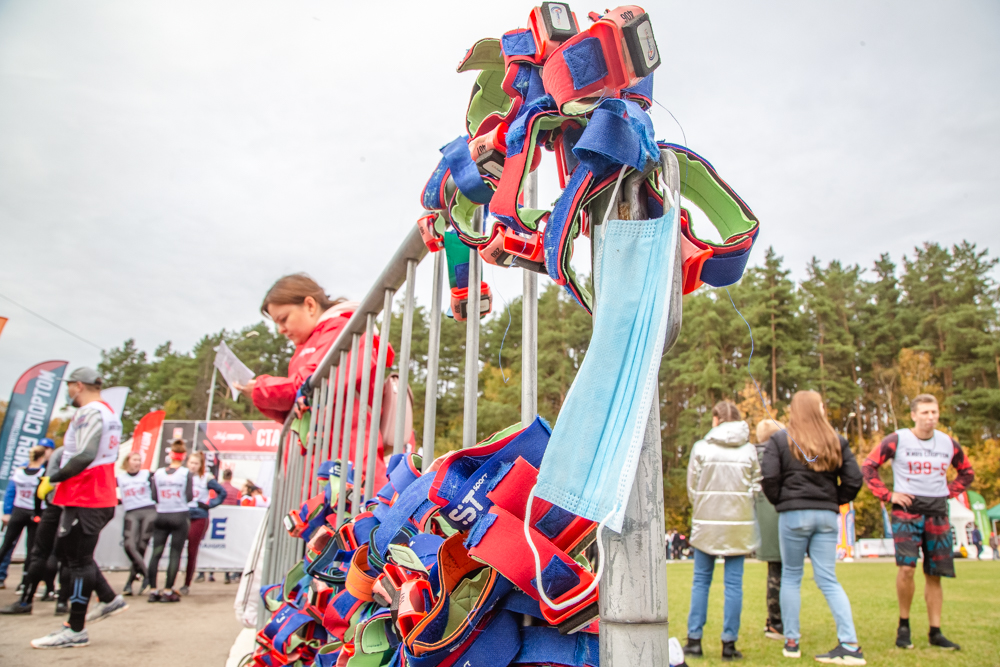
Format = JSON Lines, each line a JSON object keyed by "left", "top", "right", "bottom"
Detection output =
{"left": 132, "top": 410, "right": 166, "bottom": 470}
{"left": 196, "top": 421, "right": 281, "bottom": 453}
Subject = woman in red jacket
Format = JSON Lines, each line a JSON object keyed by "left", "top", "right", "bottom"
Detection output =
{"left": 236, "top": 273, "right": 394, "bottom": 493}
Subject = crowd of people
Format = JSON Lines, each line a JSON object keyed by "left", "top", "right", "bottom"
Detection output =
{"left": 0, "top": 366, "right": 273, "bottom": 649}
{"left": 679, "top": 392, "right": 976, "bottom": 664}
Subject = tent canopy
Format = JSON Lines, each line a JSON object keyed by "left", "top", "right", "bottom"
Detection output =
{"left": 988, "top": 503, "right": 1000, "bottom": 521}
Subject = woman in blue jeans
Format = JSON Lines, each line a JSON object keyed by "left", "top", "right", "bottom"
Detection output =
{"left": 761, "top": 391, "right": 865, "bottom": 664}
{"left": 684, "top": 401, "right": 762, "bottom": 661}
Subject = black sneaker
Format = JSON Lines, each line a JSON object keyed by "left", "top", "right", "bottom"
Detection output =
{"left": 783, "top": 640, "right": 801, "bottom": 658}
{"left": 161, "top": 590, "right": 181, "bottom": 603}
{"left": 194, "top": 572, "right": 205, "bottom": 583}
{"left": 683, "top": 637, "right": 703, "bottom": 657}
{"left": 895, "top": 625, "right": 913, "bottom": 649}
{"left": 122, "top": 583, "right": 133, "bottom": 597}
{"left": 54, "top": 602, "right": 68, "bottom": 615}
{"left": 765, "top": 624, "right": 785, "bottom": 641}
{"left": 37, "top": 591, "right": 56, "bottom": 602}
{"left": 929, "top": 632, "right": 960, "bottom": 651}
{"left": 0, "top": 601, "right": 33, "bottom": 615}
{"left": 721, "top": 640, "right": 743, "bottom": 661}
{"left": 814, "top": 644, "right": 866, "bottom": 665}
{"left": 147, "top": 591, "right": 161, "bottom": 603}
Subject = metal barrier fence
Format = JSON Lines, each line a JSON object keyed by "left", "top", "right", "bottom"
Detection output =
{"left": 258, "top": 157, "right": 681, "bottom": 663}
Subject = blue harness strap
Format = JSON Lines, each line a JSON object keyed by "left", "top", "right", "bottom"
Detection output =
{"left": 513, "top": 626, "right": 600, "bottom": 666}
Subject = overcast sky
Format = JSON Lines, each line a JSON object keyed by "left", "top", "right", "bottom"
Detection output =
{"left": 1, "top": 1, "right": 998, "bottom": 404}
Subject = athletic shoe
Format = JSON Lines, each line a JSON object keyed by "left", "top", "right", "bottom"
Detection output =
{"left": 122, "top": 583, "right": 133, "bottom": 597}
{"left": 814, "top": 644, "right": 866, "bottom": 665}
{"left": 179, "top": 585, "right": 190, "bottom": 596}
{"left": 224, "top": 572, "right": 231, "bottom": 584}
{"left": 783, "top": 640, "right": 801, "bottom": 658}
{"left": 208, "top": 573, "right": 215, "bottom": 582}
{"left": 147, "top": 591, "right": 161, "bottom": 603}
{"left": 683, "top": 637, "right": 702, "bottom": 657}
{"left": 765, "top": 625, "right": 785, "bottom": 641}
{"left": 0, "top": 579, "right": 6, "bottom": 589}
{"left": 15, "top": 583, "right": 25, "bottom": 595}
{"left": 0, "top": 601, "right": 33, "bottom": 615}
{"left": 85, "top": 595, "right": 128, "bottom": 623}
{"left": 929, "top": 633, "right": 960, "bottom": 650}
{"left": 31, "top": 627, "right": 89, "bottom": 649}
{"left": 137, "top": 580, "right": 150, "bottom": 596}
{"left": 895, "top": 626, "right": 913, "bottom": 649}
{"left": 37, "top": 591, "right": 56, "bottom": 602}
{"left": 721, "top": 641, "right": 742, "bottom": 661}
{"left": 195, "top": 572, "right": 205, "bottom": 583}
{"left": 161, "top": 590, "right": 181, "bottom": 603}
{"left": 54, "top": 602, "right": 68, "bottom": 615}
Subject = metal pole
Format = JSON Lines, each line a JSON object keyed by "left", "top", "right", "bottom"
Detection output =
{"left": 393, "top": 259, "right": 418, "bottom": 456}
{"left": 311, "top": 381, "right": 328, "bottom": 497}
{"left": 597, "top": 154, "right": 680, "bottom": 667}
{"left": 421, "top": 252, "right": 444, "bottom": 472}
{"left": 462, "top": 206, "right": 482, "bottom": 449}
{"left": 366, "top": 289, "right": 394, "bottom": 500}
{"left": 337, "top": 335, "right": 359, "bottom": 525}
{"left": 331, "top": 351, "right": 348, "bottom": 520}
{"left": 205, "top": 365, "right": 218, "bottom": 421}
{"left": 522, "top": 170, "right": 538, "bottom": 425}
{"left": 319, "top": 366, "right": 336, "bottom": 469}
{"left": 353, "top": 314, "right": 375, "bottom": 513}
{"left": 301, "top": 387, "right": 320, "bottom": 500}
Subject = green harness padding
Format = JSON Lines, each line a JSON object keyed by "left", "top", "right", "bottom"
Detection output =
{"left": 442, "top": 568, "right": 490, "bottom": 638}
{"left": 291, "top": 412, "right": 311, "bottom": 447}
{"left": 670, "top": 150, "right": 757, "bottom": 243}
{"left": 443, "top": 231, "right": 471, "bottom": 290}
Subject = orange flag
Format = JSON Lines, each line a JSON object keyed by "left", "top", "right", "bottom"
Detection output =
{"left": 0, "top": 317, "right": 7, "bottom": 341}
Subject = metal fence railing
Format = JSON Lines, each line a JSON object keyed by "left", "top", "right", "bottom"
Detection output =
{"left": 257, "top": 160, "right": 682, "bottom": 663}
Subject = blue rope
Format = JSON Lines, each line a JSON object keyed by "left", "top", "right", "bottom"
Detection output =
{"left": 725, "top": 288, "right": 817, "bottom": 463}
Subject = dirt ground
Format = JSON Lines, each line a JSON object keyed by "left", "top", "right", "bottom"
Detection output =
{"left": 0, "top": 565, "right": 243, "bottom": 666}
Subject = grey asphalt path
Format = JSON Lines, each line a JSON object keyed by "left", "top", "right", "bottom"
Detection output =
{"left": 0, "top": 565, "right": 242, "bottom": 666}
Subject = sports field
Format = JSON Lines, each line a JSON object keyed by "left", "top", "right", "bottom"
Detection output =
{"left": 666, "top": 558, "right": 1000, "bottom": 666}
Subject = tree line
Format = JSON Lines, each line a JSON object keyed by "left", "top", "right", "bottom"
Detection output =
{"left": 95, "top": 241, "right": 1000, "bottom": 538}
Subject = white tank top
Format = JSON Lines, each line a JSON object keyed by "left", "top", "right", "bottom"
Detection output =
{"left": 153, "top": 466, "right": 190, "bottom": 513}
{"left": 117, "top": 470, "right": 155, "bottom": 511}
{"left": 10, "top": 467, "right": 43, "bottom": 511}
{"left": 188, "top": 473, "right": 210, "bottom": 508}
{"left": 891, "top": 429, "right": 953, "bottom": 497}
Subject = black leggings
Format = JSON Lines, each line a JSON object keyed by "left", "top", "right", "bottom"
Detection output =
{"left": 0, "top": 507, "right": 37, "bottom": 581}
{"left": 122, "top": 507, "right": 156, "bottom": 586}
{"left": 147, "top": 512, "right": 189, "bottom": 591}
{"left": 55, "top": 506, "right": 114, "bottom": 632}
{"left": 20, "top": 504, "right": 61, "bottom": 602}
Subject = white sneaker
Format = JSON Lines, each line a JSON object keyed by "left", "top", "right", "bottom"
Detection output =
{"left": 85, "top": 594, "right": 129, "bottom": 623}
{"left": 31, "top": 627, "right": 90, "bottom": 649}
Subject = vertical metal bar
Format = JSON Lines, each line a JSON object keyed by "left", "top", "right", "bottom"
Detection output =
{"left": 301, "top": 387, "right": 320, "bottom": 502}
{"left": 393, "top": 259, "right": 418, "bottom": 456}
{"left": 353, "top": 314, "right": 375, "bottom": 513}
{"left": 261, "top": 428, "right": 288, "bottom": 592}
{"left": 522, "top": 170, "right": 538, "bottom": 425}
{"left": 462, "top": 206, "right": 482, "bottom": 449}
{"left": 331, "top": 351, "right": 348, "bottom": 520}
{"left": 205, "top": 365, "right": 218, "bottom": 421}
{"left": 597, "top": 155, "right": 680, "bottom": 666}
{"left": 319, "top": 366, "right": 336, "bottom": 469}
{"left": 311, "top": 381, "right": 328, "bottom": 497}
{"left": 366, "top": 289, "right": 394, "bottom": 500}
{"left": 421, "top": 252, "right": 445, "bottom": 473}
{"left": 337, "top": 334, "right": 360, "bottom": 525}
{"left": 282, "top": 433, "right": 302, "bottom": 570}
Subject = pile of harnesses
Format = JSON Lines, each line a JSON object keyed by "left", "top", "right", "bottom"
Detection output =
{"left": 252, "top": 4, "right": 762, "bottom": 665}
{"left": 251, "top": 418, "right": 605, "bottom": 667}
{"left": 416, "top": 3, "right": 759, "bottom": 320}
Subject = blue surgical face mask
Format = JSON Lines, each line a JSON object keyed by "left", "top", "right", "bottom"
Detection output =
{"left": 533, "top": 185, "right": 679, "bottom": 534}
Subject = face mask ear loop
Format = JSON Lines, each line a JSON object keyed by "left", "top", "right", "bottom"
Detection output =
{"left": 524, "top": 486, "right": 614, "bottom": 611}
{"left": 600, "top": 165, "right": 629, "bottom": 229}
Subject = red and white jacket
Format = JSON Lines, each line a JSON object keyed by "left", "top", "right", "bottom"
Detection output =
{"left": 252, "top": 304, "right": 395, "bottom": 491}
{"left": 52, "top": 400, "right": 122, "bottom": 508}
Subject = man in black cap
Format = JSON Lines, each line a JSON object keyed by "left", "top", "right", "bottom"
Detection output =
{"left": 27, "top": 368, "right": 128, "bottom": 649}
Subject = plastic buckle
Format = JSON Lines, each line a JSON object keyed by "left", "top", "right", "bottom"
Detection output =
{"left": 417, "top": 214, "right": 444, "bottom": 252}
{"left": 284, "top": 509, "right": 307, "bottom": 538}
{"left": 680, "top": 210, "right": 713, "bottom": 294}
{"left": 305, "top": 524, "right": 336, "bottom": 564}
{"left": 451, "top": 283, "right": 493, "bottom": 322}
{"left": 396, "top": 578, "right": 432, "bottom": 637}
{"left": 540, "top": 581, "right": 599, "bottom": 632}
{"left": 529, "top": 2, "right": 580, "bottom": 61}
{"left": 469, "top": 123, "right": 508, "bottom": 178}
{"left": 504, "top": 227, "right": 547, "bottom": 274}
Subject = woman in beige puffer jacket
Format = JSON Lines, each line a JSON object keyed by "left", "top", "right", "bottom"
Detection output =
{"left": 683, "top": 401, "right": 762, "bottom": 661}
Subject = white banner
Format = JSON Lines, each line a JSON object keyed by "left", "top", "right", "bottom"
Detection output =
{"left": 94, "top": 505, "right": 266, "bottom": 571}
{"left": 100, "top": 386, "right": 131, "bottom": 418}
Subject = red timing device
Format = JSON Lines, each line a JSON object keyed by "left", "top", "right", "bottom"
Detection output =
{"left": 417, "top": 213, "right": 444, "bottom": 252}
{"left": 451, "top": 283, "right": 493, "bottom": 322}
{"left": 528, "top": 2, "right": 581, "bottom": 61}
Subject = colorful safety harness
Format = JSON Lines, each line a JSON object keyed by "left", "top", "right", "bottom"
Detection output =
{"left": 414, "top": 3, "right": 758, "bottom": 315}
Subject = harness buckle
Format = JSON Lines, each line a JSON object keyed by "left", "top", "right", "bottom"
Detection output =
{"left": 680, "top": 209, "right": 713, "bottom": 294}
{"left": 480, "top": 225, "right": 514, "bottom": 268}
{"left": 417, "top": 214, "right": 444, "bottom": 252}
{"left": 451, "top": 283, "right": 493, "bottom": 322}
{"left": 505, "top": 227, "right": 547, "bottom": 274}
{"left": 469, "top": 123, "right": 508, "bottom": 178}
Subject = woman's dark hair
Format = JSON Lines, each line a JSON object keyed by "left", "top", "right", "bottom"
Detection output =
{"left": 711, "top": 401, "right": 742, "bottom": 424}
{"left": 170, "top": 439, "right": 187, "bottom": 454}
{"left": 260, "top": 273, "right": 344, "bottom": 318}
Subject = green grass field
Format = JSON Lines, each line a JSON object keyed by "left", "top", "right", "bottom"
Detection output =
{"left": 665, "top": 559, "right": 1000, "bottom": 666}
